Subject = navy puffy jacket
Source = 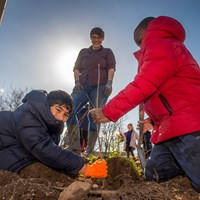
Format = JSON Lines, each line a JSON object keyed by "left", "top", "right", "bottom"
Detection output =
{"left": 0, "top": 90, "right": 85, "bottom": 177}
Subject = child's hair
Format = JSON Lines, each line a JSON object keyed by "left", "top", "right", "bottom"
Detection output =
{"left": 47, "top": 90, "right": 73, "bottom": 113}
{"left": 90, "top": 27, "right": 104, "bottom": 38}
{"left": 134, "top": 17, "right": 155, "bottom": 46}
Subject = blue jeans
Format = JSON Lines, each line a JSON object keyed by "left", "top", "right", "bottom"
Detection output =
{"left": 67, "top": 85, "right": 108, "bottom": 131}
{"left": 145, "top": 131, "right": 200, "bottom": 192}
{"left": 67, "top": 85, "right": 108, "bottom": 154}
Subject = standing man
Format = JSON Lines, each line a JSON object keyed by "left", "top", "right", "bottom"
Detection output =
{"left": 67, "top": 27, "right": 116, "bottom": 155}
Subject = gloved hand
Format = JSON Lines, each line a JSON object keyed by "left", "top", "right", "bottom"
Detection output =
{"left": 84, "top": 160, "right": 108, "bottom": 178}
{"left": 73, "top": 81, "right": 82, "bottom": 93}
{"left": 104, "top": 80, "right": 112, "bottom": 96}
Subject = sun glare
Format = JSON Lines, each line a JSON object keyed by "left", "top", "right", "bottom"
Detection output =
{"left": 0, "top": 88, "right": 4, "bottom": 94}
{"left": 53, "top": 47, "right": 79, "bottom": 88}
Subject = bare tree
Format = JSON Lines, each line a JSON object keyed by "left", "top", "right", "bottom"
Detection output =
{"left": 60, "top": 116, "right": 127, "bottom": 155}
{"left": 0, "top": 92, "right": 6, "bottom": 111}
{"left": 0, "top": 87, "right": 29, "bottom": 111}
{"left": 95, "top": 116, "right": 127, "bottom": 157}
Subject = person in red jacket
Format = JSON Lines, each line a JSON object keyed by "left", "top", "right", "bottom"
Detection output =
{"left": 89, "top": 16, "right": 200, "bottom": 192}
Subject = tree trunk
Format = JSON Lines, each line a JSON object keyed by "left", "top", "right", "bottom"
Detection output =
{"left": 136, "top": 103, "right": 146, "bottom": 169}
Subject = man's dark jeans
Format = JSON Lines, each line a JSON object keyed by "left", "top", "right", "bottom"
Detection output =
{"left": 145, "top": 131, "right": 200, "bottom": 192}
{"left": 67, "top": 85, "right": 108, "bottom": 131}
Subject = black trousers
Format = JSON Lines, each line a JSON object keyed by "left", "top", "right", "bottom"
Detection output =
{"left": 126, "top": 146, "right": 135, "bottom": 158}
{"left": 80, "top": 129, "right": 88, "bottom": 151}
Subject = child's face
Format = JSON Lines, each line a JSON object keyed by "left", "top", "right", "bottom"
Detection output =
{"left": 50, "top": 104, "right": 70, "bottom": 123}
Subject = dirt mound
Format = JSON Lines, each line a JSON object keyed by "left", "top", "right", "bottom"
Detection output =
{"left": 0, "top": 171, "right": 59, "bottom": 200}
{"left": 0, "top": 178, "right": 59, "bottom": 200}
{"left": 19, "top": 162, "right": 74, "bottom": 187}
{"left": 160, "top": 176, "right": 200, "bottom": 200}
{"left": 89, "top": 157, "right": 200, "bottom": 200}
{"left": 105, "top": 157, "right": 141, "bottom": 189}
{"left": 0, "top": 170, "right": 19, "bottom": 187}
{"left": 0, "top": 163, "right": 73, "bottom": 200}
{"left": 0, "top": 159, "right": 200, "bottom": 200}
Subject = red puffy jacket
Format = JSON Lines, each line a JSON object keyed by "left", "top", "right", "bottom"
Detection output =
{"left": 103, "top": 16, "right": 200, "bottom": 144}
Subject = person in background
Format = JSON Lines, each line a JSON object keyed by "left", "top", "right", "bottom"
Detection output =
{"left": 77, "top": 104, "right": 89, "bottom": 152}
{"left": 0, "top": 90, "right": 107, "bottom": 179}
{"left": 67, "top": 27, "right": 116, "bottom": 156}
{"left": 142, "top": 130, "right": 152, "bottom": 159}
{"left": 89, "top": 16, "right": 200, "bottom": 192}
{"left": 137, "top": 118, "right": 153, "bottom": 158}
{"left": 123, "top": 123, "right": 138, "bottom": 159}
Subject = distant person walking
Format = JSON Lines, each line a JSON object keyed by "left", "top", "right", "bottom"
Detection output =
{"left": 67, "top": 27, "right": 116, "bottom": 155}
{"left": 123, "top": 123, "right": 138, "bottom": 159}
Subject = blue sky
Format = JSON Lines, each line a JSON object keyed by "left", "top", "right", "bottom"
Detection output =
{"left": 0, "top": 0, "right": 200, "bottom": 130}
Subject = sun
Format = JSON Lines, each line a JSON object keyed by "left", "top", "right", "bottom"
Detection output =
{"left": 53, "top": 47, "right": 80, "bottom": 88}
{"left": 0, "top": 88, "right": 4, "bottom": 94}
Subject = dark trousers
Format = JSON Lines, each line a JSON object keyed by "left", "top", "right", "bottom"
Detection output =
{"left": 143, "top": 131, "right": 152, "bottom": 158}
{"left": 143, "top": 141, "right": 152, "bottom": 158}
{"left": 145, "top": 131, "right": 200, "bottom": 192}
{"left": 126, "top": 146, "right": 135, "bottom": 158}
{"left": 80, "top": 129, "right": 88, "bottom": 152}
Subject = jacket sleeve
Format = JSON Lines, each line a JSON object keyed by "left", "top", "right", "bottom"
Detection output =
{"left": 103, "top": 41, "right": 177, "bottom": 122}
{"left": 134, "top": 131, "right": 139, "bottom": 141}
{"left": 73, "top": 49, "right": 84, "bottom": 71}
{"left": 106, "top": 48, "right": 116, "bottom": 70}
{"left": 15, "top": 115, "right": 85, "bottom": 177}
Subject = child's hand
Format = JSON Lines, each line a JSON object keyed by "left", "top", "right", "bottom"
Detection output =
{"left": 89, "top": 109, "right": 110, "bottom": 124}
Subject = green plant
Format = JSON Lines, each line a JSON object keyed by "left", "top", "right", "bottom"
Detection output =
{"left": 87, "top": 154, "right": 99, "bottom": 164}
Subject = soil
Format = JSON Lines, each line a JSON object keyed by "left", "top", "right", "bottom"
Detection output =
{"left": 0, "top": 158, "right": 200, "bottom": 200}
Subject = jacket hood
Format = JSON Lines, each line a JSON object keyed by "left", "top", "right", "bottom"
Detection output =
{"left": 143, "top": 16, "right": 186, "bottom": 44}
{"left": 22, "top": 90, "right": 63, "bottom": 132}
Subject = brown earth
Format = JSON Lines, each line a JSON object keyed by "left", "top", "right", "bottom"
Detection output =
{"left": 0, "top": 158, "right": 200, "bottom": 200}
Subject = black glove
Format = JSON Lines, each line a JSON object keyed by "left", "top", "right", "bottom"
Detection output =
{"left": 73, "top": 81, "right": 82, "bottom": 93}
{"left": 104, "top": 80, "right": 112, "bottom": 96}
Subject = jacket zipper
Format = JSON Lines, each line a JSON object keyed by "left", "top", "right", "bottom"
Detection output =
{"left": 159, "top": 94, "right": 173, "bottom": 116}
